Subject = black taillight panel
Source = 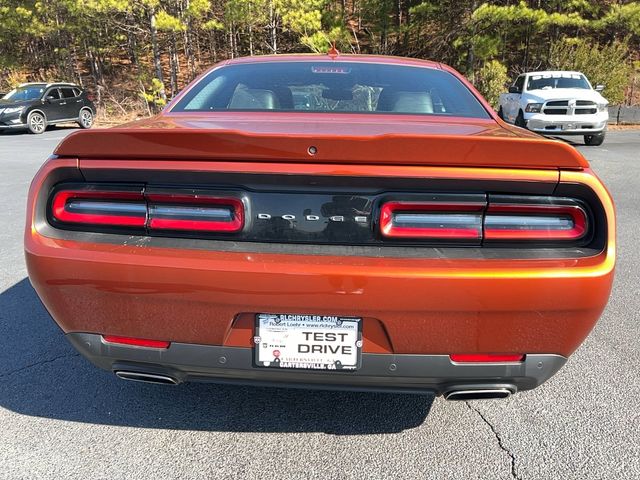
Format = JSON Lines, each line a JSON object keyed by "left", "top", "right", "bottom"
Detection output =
{"left": 47, "top": 182, "right": 602, "bottom": 249}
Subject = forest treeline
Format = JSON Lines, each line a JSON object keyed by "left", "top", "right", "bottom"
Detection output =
{"left": 1, "top": 0, "right": 639, "bottom": 116}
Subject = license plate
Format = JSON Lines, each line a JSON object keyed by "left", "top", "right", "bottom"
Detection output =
{"left": 254, "top": 313, "right": 362, "bottom": 370}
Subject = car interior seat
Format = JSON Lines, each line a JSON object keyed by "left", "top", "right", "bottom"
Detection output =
{"left": 228, "top": 87, "right": 280, "bottom": 109}
{"left": 377, "top": 90, "right": 434, "bottom": 114}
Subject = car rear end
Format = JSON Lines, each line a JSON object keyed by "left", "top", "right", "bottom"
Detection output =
{"left": 25, "top": 57, "right": 615, "bottom": 399}
{"left": 79, "top": 88, "right": 96, "bottom": 116}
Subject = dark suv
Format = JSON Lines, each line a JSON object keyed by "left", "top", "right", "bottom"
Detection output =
{"left": 0, "top": 83, "right": 96, "bottom": 134}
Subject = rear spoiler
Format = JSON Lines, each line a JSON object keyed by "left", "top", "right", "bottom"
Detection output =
{"left": 55, "top": 128, "right": 588, "bottom": 170}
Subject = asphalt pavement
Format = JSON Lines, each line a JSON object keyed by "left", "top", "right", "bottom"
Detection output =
{"left": 0, "top": 126, "right": 638, "bottom": 479}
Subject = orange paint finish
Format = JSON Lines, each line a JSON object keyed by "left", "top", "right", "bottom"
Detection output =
{"left": 55, "top": 114, "right": 588, "bottom": 170}
{"left": 25, "top": 158, "right": 615, "bottom": 358}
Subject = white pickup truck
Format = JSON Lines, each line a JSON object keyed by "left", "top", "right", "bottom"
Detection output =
{"left": 498, "top": 71, "right": 609, "bottom": 145}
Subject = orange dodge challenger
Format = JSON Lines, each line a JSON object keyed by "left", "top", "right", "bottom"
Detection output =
{"left": 25, "top": 54, "right": 615, "bottom": 400}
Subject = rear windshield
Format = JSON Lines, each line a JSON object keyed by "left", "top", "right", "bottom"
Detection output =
{"left": 171, "top": 62, "right": 489, "bottom": 118}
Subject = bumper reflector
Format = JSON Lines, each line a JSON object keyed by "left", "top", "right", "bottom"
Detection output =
{"left": 450, "top": 354, "right": 525, "bottom": 363}
{"left": 102, "top": 335, "right": 170, "bottom": 349}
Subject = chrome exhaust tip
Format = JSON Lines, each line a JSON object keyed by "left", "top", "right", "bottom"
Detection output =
{"left": 444, "top": 387, "right": 514, "bottom": 401}
{"left": 114, "top": 370, "right": 179, "bottom": 385}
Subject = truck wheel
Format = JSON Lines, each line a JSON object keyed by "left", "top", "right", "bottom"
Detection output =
{"left": 515, "top": 110, "right": 527, "bottom": 128}
{"left": 584, "top": 132, "right": 605, "bottom": 146}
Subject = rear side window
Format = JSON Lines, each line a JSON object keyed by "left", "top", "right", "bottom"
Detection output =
{"left": 172, "top": 62, "right": 489, "bottom": 118}
{"left": 61, "top": 88, "right": 77, "bottom": 98}
{"left": 513, "top": 75, "right": 525, "bottom": 93}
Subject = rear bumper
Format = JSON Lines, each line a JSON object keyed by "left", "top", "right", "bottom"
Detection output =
{"left": 26, "top": 238, "right": 614, "bottom": 358}
{"left": 68, "top": 332, "right": 567, "bottom": 394}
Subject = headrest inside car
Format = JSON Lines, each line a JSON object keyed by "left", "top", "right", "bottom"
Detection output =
{"left": 390, "top": 92, "right": 434, "bottom": 113}
{"left": 229, "top": 88, "right": 279, "bottom": 110}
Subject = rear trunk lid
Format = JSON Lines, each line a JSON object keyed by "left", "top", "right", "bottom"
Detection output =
{"left": 55, "top": 113, "right": 588, "bottom": 170}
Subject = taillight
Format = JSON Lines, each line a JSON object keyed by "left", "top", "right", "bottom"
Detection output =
{"left": 50, "top": 186, "right": 245, "bottom": 234}
{"left": 50, "top": 184, "right": 593, "bottom": 247}
{"left": 147, "top": 193, "right": 244, "bottom": 232}
{"left": 378, "top": 196, "right": 590, "bottom": 244}
{"left": 450, "top": 354, "right": 525, "bottom": 363}
{"left": 484, "top": 203, "right": 588, "bottom": 241}
{"left": 51, "top": 189, "right": 146, "bottom": 227}
{"left": 102, "top": 335, "right": 170, "bottom": 349}
{"left": 379, "top": 201, "right": 484, "bottom": 240}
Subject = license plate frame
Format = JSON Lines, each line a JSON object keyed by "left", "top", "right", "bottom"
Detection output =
{"left": 253, "top": 313, "right": 363, "bottom": 371}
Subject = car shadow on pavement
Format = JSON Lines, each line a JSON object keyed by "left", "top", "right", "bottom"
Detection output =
{"left": 0, "top": 278, "right": 434, "bottom": 434}
{"left": 0, "top": 124, "right": 79, "bottom": 136}
{"left": 546, "top": 135, "right": 588, "bottom": 147}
